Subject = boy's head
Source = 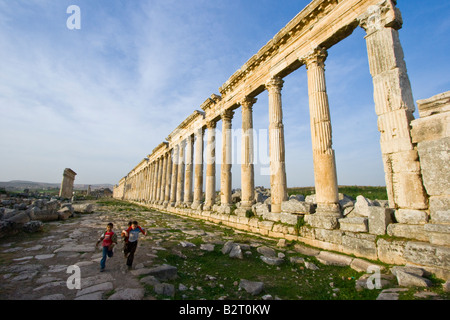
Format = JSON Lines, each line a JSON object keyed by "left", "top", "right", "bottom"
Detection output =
{"left": 131, "top": 221, "right": 138, "bottom": 229}
{"left": 107, "top": 223, "right": 113, "bottom": 231}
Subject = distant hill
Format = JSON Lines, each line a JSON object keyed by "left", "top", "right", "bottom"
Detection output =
{"left": 0, "top": 180, "right": 113, "bottom": 191}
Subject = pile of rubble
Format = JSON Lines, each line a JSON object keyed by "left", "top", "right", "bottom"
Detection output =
{"left": 0, "top": 194, "right": 94, "bottom": 238}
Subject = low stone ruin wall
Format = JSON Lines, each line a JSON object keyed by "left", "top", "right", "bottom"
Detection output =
{"left": 0, "top": 196, "right": 94, "bottom": 238}
{"left": 133, "top": 191, "right": 450, "bottom": 281}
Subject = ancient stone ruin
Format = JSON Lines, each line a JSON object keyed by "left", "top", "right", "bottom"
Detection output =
{"left": 59, "top": 168, "right": 76, "bottom": 199}
{"left": 113, "top": 0, "right": 449, "bottom": 280}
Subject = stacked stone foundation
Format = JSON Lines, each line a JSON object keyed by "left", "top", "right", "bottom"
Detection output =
{"left": 129, "top": 199, "right": 450, "bottom": 281}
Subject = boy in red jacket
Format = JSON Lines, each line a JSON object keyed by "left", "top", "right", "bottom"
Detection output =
{"left": 123, "top": 220, "right": 146, "bottom": 269}
{"left": 96, "top": 222, "right": 118, "bottom": 272}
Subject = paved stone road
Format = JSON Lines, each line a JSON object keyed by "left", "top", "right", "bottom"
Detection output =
{"left": 1, "top": 201, "right": 448, "bottom": 301}
{"left": 0, "top": 203, "right": 238, "bottom": 300}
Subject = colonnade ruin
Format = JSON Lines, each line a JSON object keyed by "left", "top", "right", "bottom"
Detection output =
{"left": 114, "top": 0, "right": 450, "bottom": 280}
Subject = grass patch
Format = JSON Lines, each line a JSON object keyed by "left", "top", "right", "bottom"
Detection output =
{"left": 288, "top": 185, "right": 388, "bottom": 200}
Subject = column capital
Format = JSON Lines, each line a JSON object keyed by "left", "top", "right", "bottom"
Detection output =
{"left": 302, "top": 46, "right": 328, "bottom": 69}
{"left": 221, "top": 109, "right": 234, "bottom": 122}
{"left": 265, "top": 76, "right": 284, "bottom": 94}
{"left": 240, "top": 96, "right": 257, "bottom": 110}
{"left": 358, "top": 0, "right": 402, "bottom": 35}
{"left": 206, "top": 120, "right": 216, "bottom": 129}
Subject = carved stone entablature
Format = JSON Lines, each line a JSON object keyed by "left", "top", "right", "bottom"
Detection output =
{"left": 358, "top": 0, "right": 402, "bottom": 35}
{"left": 200, "top": 94, "right": 222, "bottom": 111}
{"left": 218, "top": 0, "right": 341, "bottom": 97}
{"left": 166, "top": 110, "right": 205, "bottom": 143}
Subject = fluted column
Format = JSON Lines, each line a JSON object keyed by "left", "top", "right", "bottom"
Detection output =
{"left": 192, "top": 127, "right": 204, "bottom": 209}
{"left": 303, "top": 47, "right": 340, "bottom": 216}
{"left": 184, "top": 135, "right": 194, "bottom": 206}
{"left": 152, "top": 159, "right": 160, "bottom": 203}
{"left": 240, "top": 96, "right": 257, "bottom": 210}
{"left": 145, "top": 164, "right": 151, "bottom": 202}
{"left": 149, "top": 162, "right": 155, "bottom": 202}
{"left": 169, "top": 146, "right": 179, "bottom": 207}
{"left": 221, "top": 109, "right": 234, "bottom": 207}
{"left": 204, "top": 120, "right": 216, "bottom": 210}
{"left": 358, "top": 2, "right": 427, "bottom": 210}
{"left": 176, "top": 140, "right": 186, "bottom": 206}
{"left": 159, "top": 155, "right": 167, "bottom": 204}
{"left": 163, "top": 152, "right": 172, "bottom": 206}
{"left": 266, "top": 76, "right": 288, "bottom": 213}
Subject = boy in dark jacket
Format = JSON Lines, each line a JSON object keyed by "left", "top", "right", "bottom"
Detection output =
{"left": 123, "top": 220, "right": 146, "bottom": 269}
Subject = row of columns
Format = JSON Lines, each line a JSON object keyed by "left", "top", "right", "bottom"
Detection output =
{"left": 121, "top": 2, "right": 425, "bottom": 214}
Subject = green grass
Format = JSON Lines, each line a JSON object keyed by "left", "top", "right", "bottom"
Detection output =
{"left": 288, "top": 186, "right": 388, "bottom": 200}
{"left": 147, "top": 236, "right": 382, "bottom": 300}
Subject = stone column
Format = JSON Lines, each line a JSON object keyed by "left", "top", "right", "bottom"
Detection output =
{"left": 192, "top": 127, "right": 204, "bottom": 209}
{"left": 149, "top": 162, "right": 155, "bottom": 202}
{"left": 303, "top": 47, "right": 340, "bottom": 216}
{"left": 146, "top": 165, "right": 150, "bottom": 201}
{"left": 59, "top": 168, "right": 77, "bottom": 199}
{"left": 240, "top": 96, "right": 257, "bottom": 210}
{"left": 204, "top": 120, "right": 217, "bottom": 210}
{"left": 184, "top": 135, "right": 194, "bottom": 206}
{"left": 359, "top": 2, "right": 427, "bottom": 210}
{"left": 159, "top": 155, "right": 167, "bottom": 204}
{"left": 220, "top": 109, "right": 234, "bottom": 207}
{"left": 169, "top": 146, "right": 179, "bottom": 207}
{"left": 266, "top": 76, "right": 288, "bottom": 213}
{"left": 176, "top": 140, "right": 186, "bottom": 206}
{"left": 152, "top": 159, "right": 160, "bottom": 203}
{"left": 155, "top": 158, "right": 162, "bottom": 203}
{"left": 163, "top": 152, "right": 172, "bottom": 206}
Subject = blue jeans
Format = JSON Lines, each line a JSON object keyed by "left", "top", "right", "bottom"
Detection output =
{"left": 100, "top": 246, "right": 114, "bottom": 270}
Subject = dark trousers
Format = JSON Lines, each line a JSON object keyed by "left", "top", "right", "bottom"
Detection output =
{"left": 124, "top": 241, "right": 138, "bottom": 266}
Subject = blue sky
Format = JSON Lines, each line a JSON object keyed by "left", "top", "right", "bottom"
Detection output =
{"left": 0, "top": 0, "right": 449, "bottom": 188}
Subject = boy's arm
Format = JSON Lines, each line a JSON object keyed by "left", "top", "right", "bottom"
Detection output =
{"left": 96, "top": 232, "right": 105, "bottom": 246}
{"left": 139, "top": 226, "right": 147, "bottom": 236}
{"left": 112, "top": 233, "right": 118, "bottom": 244}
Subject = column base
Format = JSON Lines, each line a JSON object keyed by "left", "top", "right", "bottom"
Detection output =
{"left": 316, "top": 203, "right": 341, "bottom": 217}
{"left": 191, "top": 201, "right": 203, "bottom": 210}
{"left": 271, "top": 203, "right": 282, "bottom": 214}
{"left": 240, "top": 200, "right": 255, "bottom": 210}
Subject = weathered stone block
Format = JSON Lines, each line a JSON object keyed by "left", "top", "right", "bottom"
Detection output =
{"left": 6, "top": 212, "right": 31, "bottom": 225}
{"left": 377, "top": 238, "right": 408, "bottom": 265}
{"left": 338, "top": 217, "right": 368, "bottom": 232}
{"left": 368, "top": 207, "right": 394, "bottom": 235}
{"left": 281, "top": 199, "right": 314, "bottom": 214}
{"left": 316, "top": 251, "right": 353, "bottom": 267}
{"left": 314, "top": 228, "right": 343, "bottom": 245}
{"left": 429, "top": 196, "right": 450, "bottom": 224}
{"left": 404, "top": 241, "right": 450, "bottom": 269}
{"left": 387, "top": 223, "right": 428, "bottom": 241}
{"left": 279, "top": 212, "right": 303, "bottom": 225}
{"left": 304, "top": 214, "right": 339, "bottom": 230}
{"left": 293, "top": 243, "right": 320, "bottom": 256}
{"left": 395, "top": 209, "right": 428, "bottom": 225}
{"left": 416, "top": 137, "right": 450, "bottom": 196}
{"left": 342, "top": 234, "right": 377, "bottom": 260}
{"left": 396, "top": 270, "right": 432, "bottom": 288}
{"left": 416, "top": 91, "right": 450, "bottom": 118}
{"left": 350, "top": 258, "right": 385, "bottom": 273}
{"left": 262, "top": 211, "right": 281, "bottom": 222}
{"left": 424, "top": 223, "right": 450, "bottom": 246}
